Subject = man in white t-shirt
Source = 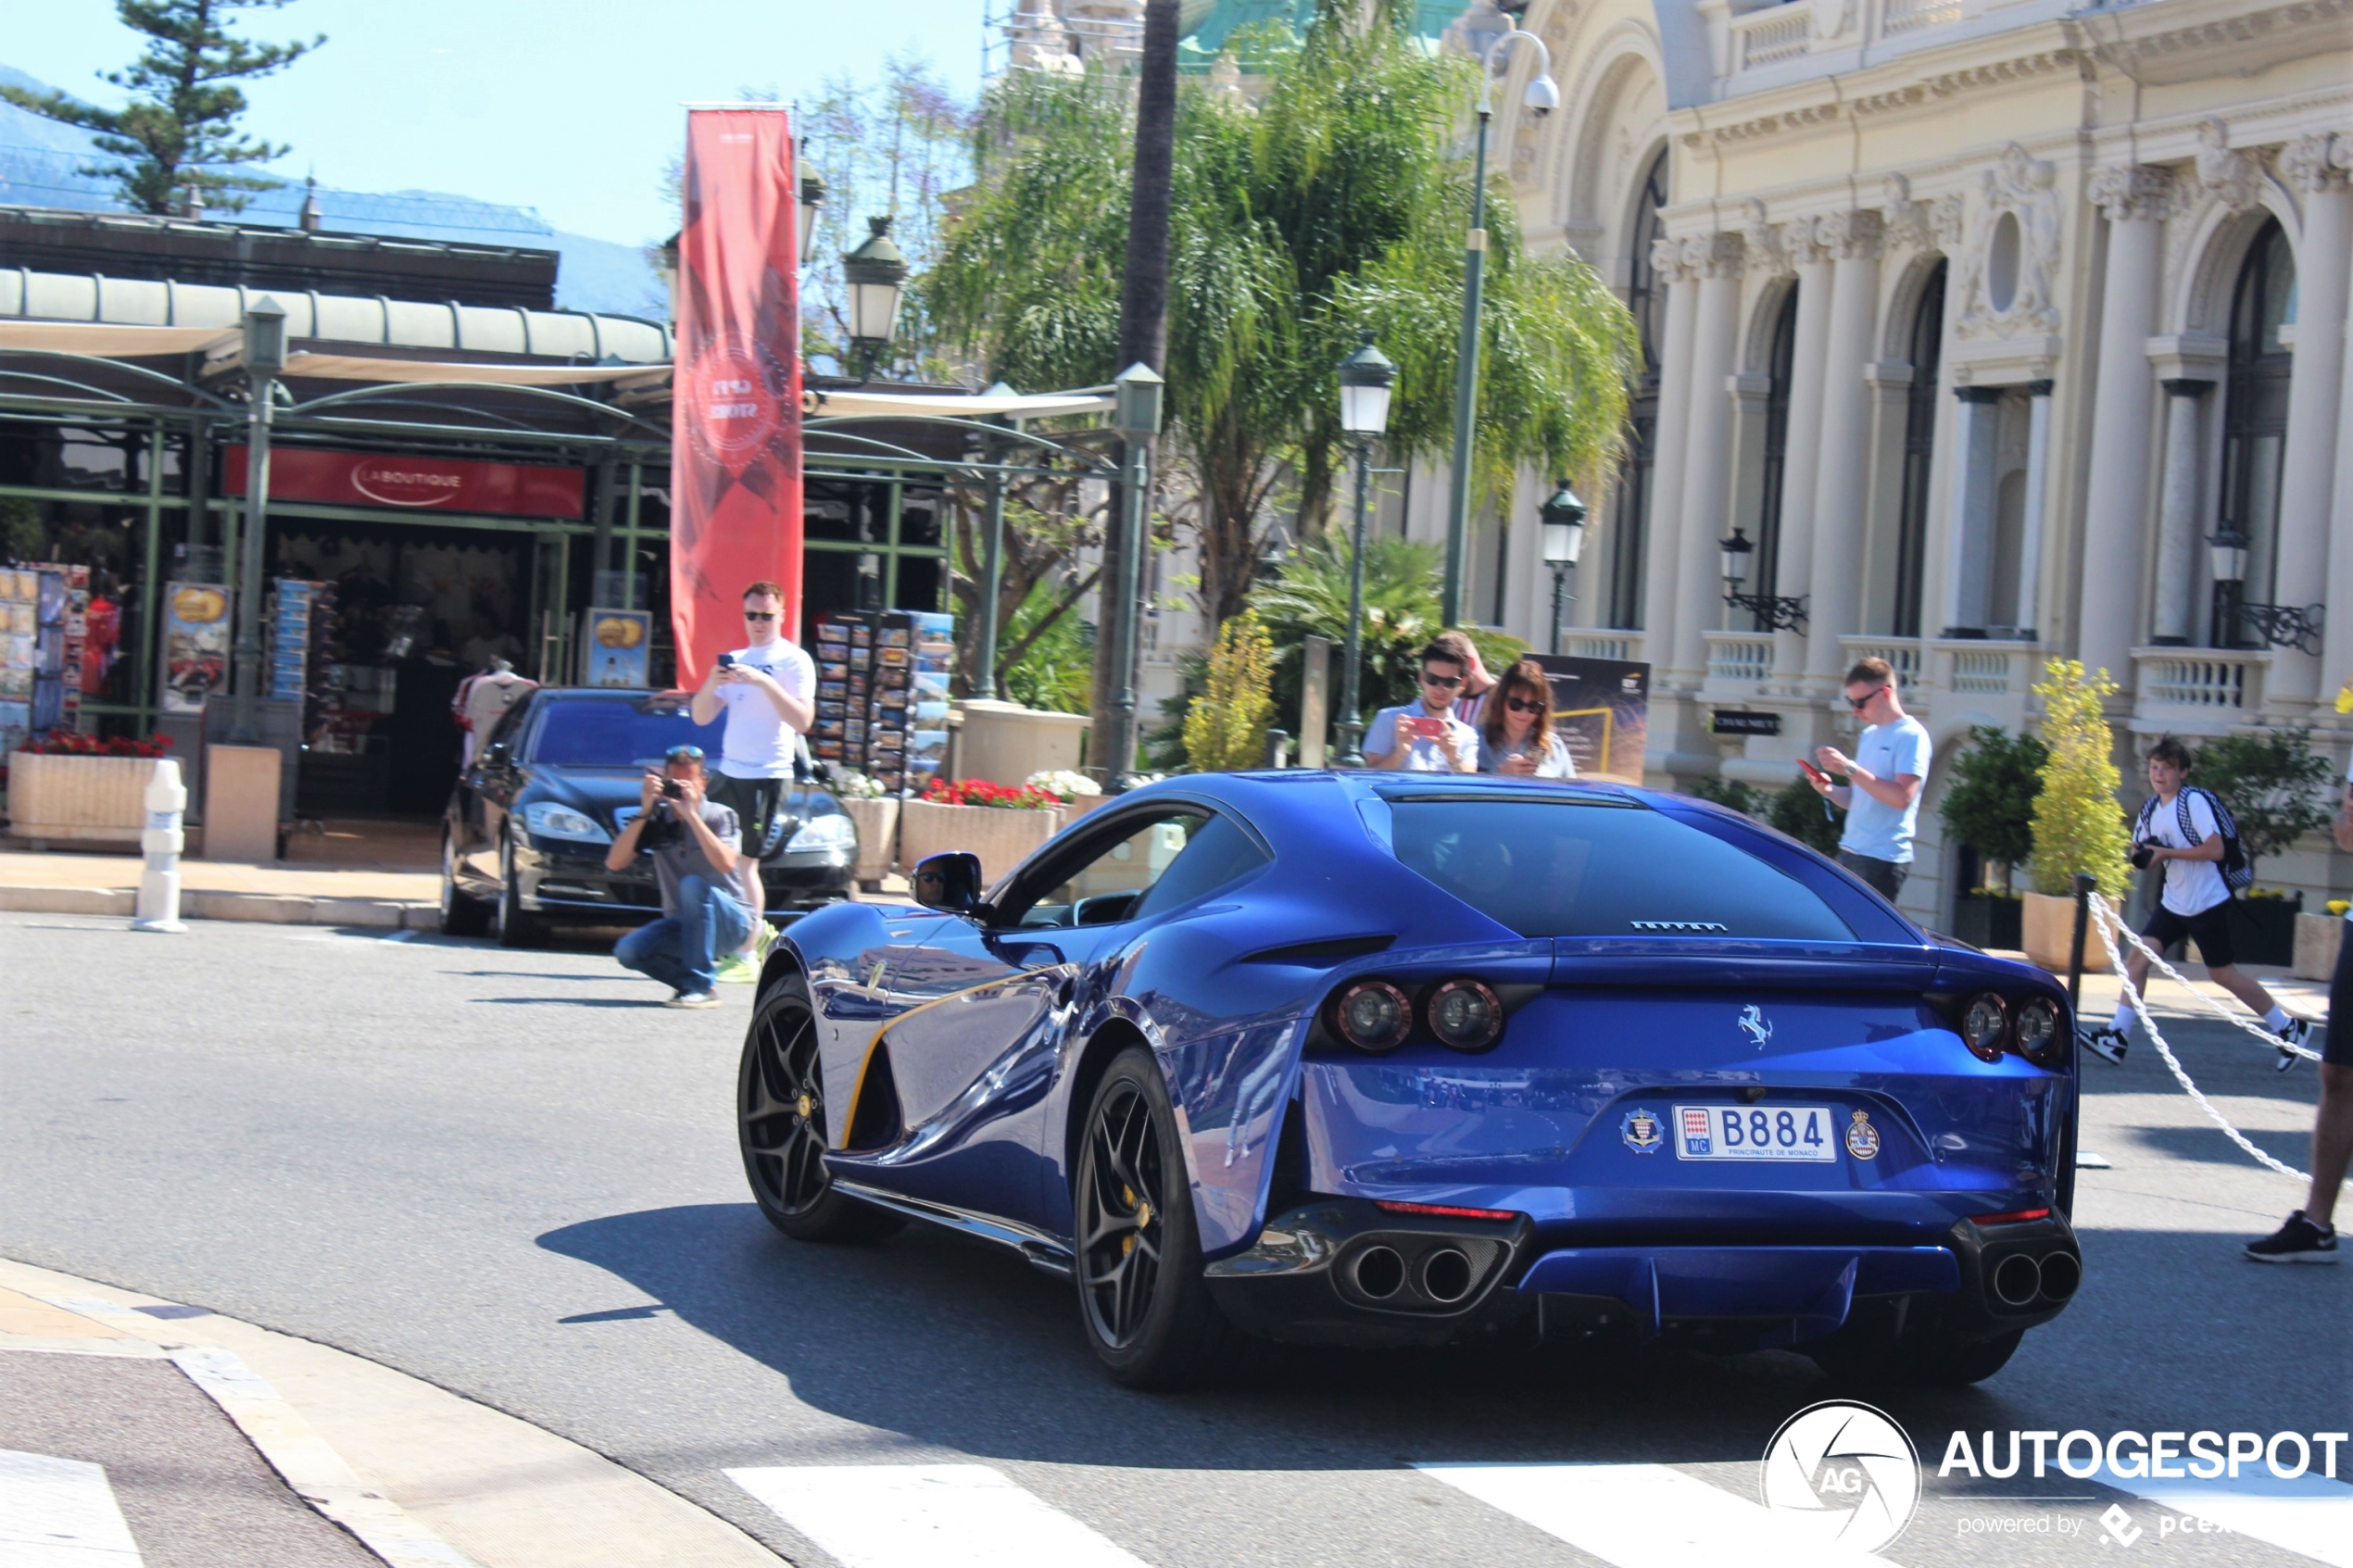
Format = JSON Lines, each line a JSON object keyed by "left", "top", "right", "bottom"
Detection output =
{"left": 1809, "top": 657, "right": 1930, "bottom": 902}
{"left": 2082, "top": 736, "right": 2311, "bottom": 1067}
{"left": 1362, "top": 641, "right": 1478, "bottom": 772}
{"left": 689, "top": 580, "right": 815, "bottom": 982}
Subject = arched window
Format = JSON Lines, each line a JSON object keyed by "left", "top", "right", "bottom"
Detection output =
{"left": 1746, "top": 285, "right": 1799, "bottom": 623}
{"left": 1893, "top": 261, "right": 1946, "bottom": 638}
{"left": 1606, "top": 147, "right": 1669, "bottom": 629}
{"left": 2214, "top": 219, "right": 2295, "bottom": 646}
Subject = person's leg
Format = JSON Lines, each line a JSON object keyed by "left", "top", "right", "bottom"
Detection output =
{"left": 706, "top": 884, "right": 752, "bottom": 966}
{"left": 2309, "top": 1065, "right": 2353, "bottom": 1227}
{"left": 735, "top": 778, "right": 774, "bottom": 957}
{"left": 615, "top": 918, "right": 691, "bottom": 994}
{"left": 673, "top": 874, "right": 722, "bottom": 994}
{"left": 736, "top": 851, "right": 765, "bottom": 956}
{"left": 1836, "top": 851, "right": 1902, "bottom": 902}
{"left": 2247, "top": 933, "right": 2353, "bottom": 1259}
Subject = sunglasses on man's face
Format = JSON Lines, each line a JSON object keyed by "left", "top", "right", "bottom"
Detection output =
{"left": 1847, "top": 686, "right": 1887, "bottom": 710}
{"left": 743, "top": 609, "right": 778, "bottom": 622}
{"left": 665, "top": 744, "right": 705, "bottom": 763}
{"left": 1506, "top": 696, "right": 1545, "bottom": 714}
{"left": 1421, "top": 671, "right": 1464, "bottom": 689}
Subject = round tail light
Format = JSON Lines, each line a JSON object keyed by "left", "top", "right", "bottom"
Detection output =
{"left": 1331, "top": 980, "right": 1412, "bottom": 1053}
{"left": 1426, "top": 978, "right": 1504, "bottom": 1052}
{"left": 2012, "top": 997, "right": 2062, "bottom": 1065}
{"left": 1960, "top": 992, "right": 2009, "bottom": 1062}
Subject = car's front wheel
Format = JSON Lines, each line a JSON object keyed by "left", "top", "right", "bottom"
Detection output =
{"left": 492, "top": 842, "right": 547, "bottom": 948}
{"left": 738, "top": 972, "right": 900, "bottom": 1243}
{"left": 439, "top": 831, "right": 492, "bottom": 937}
{"left": 1074, "top": 1046, "right": 1252, "bottom": 1389}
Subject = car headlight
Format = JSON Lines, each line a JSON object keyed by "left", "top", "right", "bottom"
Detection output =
{"left": 1960, "top": 992, "right": 2009, "bottom": 1062}
{"left": 522, "top": 802, "right": 610, "bottom": 843}
{"left": 785, "top": 812, "right": 857, "bottom": 853}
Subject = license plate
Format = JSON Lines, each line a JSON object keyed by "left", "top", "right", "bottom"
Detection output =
{"left": 1672, "top": 1104, "right": 1838, "bottom": 1161}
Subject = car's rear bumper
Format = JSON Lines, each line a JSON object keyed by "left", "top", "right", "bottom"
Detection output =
{"left": 1203, "top": 1198, "right": 2077, "bottom": 1349}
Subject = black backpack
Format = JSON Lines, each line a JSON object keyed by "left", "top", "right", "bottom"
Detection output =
{"left": 2133, "top": 786, "right": 2253, "bottom": 897}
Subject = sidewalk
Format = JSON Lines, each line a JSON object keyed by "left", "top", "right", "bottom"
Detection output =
{"left": 0, "top": 847, "right": 441, "bottom": 928}
{"left": 0, "top": 1256, "right": 782, "bottom": 1568}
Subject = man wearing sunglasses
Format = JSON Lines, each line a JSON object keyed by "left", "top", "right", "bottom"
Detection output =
{"left": 690, "top": 580, "right": 816, "bottom": 981}
{"left": 1806, "top": 657, "right": 1931, "bottom": 902}
{"left": 1363, "top": 641, "right": 1479, "bottom": 772}
{"left": 606, "top": 745, "right": 749, "bottom": 1008}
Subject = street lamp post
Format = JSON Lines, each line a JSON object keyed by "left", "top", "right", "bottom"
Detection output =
{"left": 228, "top": 297, "right": 287, "bottom": 746}
{"left": 797, "top": 152, "right": 826, "bottom": 268}
{"left": 1106, "top": 362, "right": 1165, "bottom": 791}
{"left": 1539, "top": 478, "right": 1586, "bottom": 657}
{"left": 1335, "top": 332, "right": 1397, "bottom": 766}
{"left": 1441, "top": 15, "right": 1559, "bottom": 627}
{"left": 1718, "top": 526, "right": 1808, "bottom": 632}
{"left": 2208, "top": 525, "right": 2325, "bottom": 654}
{"left": 841, "top": 215, "right": 908, "bottom": 381}
{"left": 973, "top": 381, "right": 1017, "bottom": 700}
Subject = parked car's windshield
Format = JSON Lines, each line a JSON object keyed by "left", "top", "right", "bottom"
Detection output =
{"left": 1386, "top": 798, "right": 1854, "bottom": 940}
{"left": 529, "top": 696, "right": 724, "bottom": 768}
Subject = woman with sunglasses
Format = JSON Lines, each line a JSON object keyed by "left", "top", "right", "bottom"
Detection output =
{"left": 1476, "top": 659, "right": 1578, "bottom": 780}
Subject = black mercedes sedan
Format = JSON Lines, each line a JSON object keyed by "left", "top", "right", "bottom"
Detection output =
{"left": 439, "top": 686, "right": 855, "bottom": 947}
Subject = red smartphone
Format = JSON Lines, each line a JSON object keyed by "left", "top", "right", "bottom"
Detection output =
{"left": 1401, "top": 715, "right": 1446, "bottom": 741}
{"left": 1796, "top": 758, "right": 1830, "bottom": 786}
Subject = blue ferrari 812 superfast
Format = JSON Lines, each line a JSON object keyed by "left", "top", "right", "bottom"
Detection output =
{"left": 736, "top": 771, "right": 2081, "bottom": 1388}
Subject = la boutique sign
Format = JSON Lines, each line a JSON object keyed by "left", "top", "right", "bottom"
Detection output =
{"left": 224, "top": 445, "right": 585, "bottom": 520}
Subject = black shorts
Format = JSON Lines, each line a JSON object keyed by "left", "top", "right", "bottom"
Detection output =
{"left": 2328, "top": 925, "right": 2353, "bottom": 1068}
{"left": 707, "top": 773, "right": 782, "bottom": 859}
{"left": 2143, "top": 900, "right": 2235, "bottom": 971}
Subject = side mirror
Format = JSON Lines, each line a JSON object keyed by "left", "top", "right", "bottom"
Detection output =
{"left": 912, "top": 851, "right": 986, "bottom": 915}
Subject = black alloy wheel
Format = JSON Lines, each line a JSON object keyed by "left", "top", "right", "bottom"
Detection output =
{"left": 439, "top": 831, "right": 491, "bottom": 937}
{"left": 738, "top": 972, "right": 899, "bottom": 1243}
{"left": 1073, "top": 1047, "right": 1252, "bottom": 1388}
{"left": 493, "top": 841, "right": 547, "bottom": 948}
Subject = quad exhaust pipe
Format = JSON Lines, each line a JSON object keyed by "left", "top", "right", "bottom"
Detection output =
{"left": 1419, "top": 1248, "right": 1475, "bottom": 1304}
{"left": 1989, "top": 1248, "right": 2078, "bottom": 1308}
{"left": 1351, "top": 1246, "right": 1406, "bottom": 1299}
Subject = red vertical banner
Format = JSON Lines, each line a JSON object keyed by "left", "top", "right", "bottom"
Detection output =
{"left": 672, "top": 107, "right": 801, "bottom": 687}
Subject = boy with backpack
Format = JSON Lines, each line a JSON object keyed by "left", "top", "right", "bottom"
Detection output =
{"left": 2082, "top": 735, "right": 2313, "bottom": 1066}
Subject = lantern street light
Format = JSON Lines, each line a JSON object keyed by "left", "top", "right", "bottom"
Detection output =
{"left": 1103, "top": 362, "right": 1165, "bottom": 791}
{"left": 797, "top": 152, "right": 827, "bottom": 268}
{"left": 1335, "top": 331, "right": 1397, "bottom": 766}
{"left": 1539, "top": 479, "right": 1586, "bottom": 656}
{"left": 1718, "top": 525, "right": 1808, "bottom": 632}
{"left": 2208, "top": 524, "right": 2325, "bottom": 653}
{"left": 228, "top": 297, "right": 288, "bottom": 744}
{"left": 841, "top": 215, "right": 908, "bottom": 380}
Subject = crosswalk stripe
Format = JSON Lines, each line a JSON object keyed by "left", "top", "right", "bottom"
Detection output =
{"left": 0, "top": 1449, "right": 144, "bottom": 1566}
{"left": 1416, "top": 1462, "right": 1901, "bottom": 1568}
{"left": 2118, "top": 1474, "right": 2353, "bottom": 1567}
{"left": 726, "top": 1464, "right": 1150, "bottom": 1568}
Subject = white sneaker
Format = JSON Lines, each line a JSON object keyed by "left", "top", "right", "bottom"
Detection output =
{"left": 665, "top": 990, "right": 721, "bottom": 1010}
{"left": 2080, "top": 1025, "right": 2130, "bottom": 1066}
{"left": 2273, "top": 1016, "right": 2311, "bottom": 1073}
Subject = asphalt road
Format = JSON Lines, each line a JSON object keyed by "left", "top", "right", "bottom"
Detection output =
{"left": 1, "top": 910, "right": 2345, "bottom": 1567}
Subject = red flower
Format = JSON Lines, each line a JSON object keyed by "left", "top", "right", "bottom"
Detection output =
{"left": 921, "top": 777, "right": 1056, "bottom": 809}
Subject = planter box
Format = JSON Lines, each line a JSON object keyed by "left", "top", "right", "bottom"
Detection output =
{"left": 897, "top": 798, "right": 1063, "bottom": 889}
{"left": 1950, "top": 894, "right": 2023, "bottom": 952}
{"left": 2222, "top": 896, "right": 2301, "bottom": 968}
{"left": 838, "top": 797, "right": 900, "bottom": 889}
{"left": 5, "top": 752, "right": 160, "bottom": 846}
{"left": 2021, "top": 890, "right": 2109, "bottom": 974}
{"left": 2294, "top": 912, "right": 2345, "bottom": 982}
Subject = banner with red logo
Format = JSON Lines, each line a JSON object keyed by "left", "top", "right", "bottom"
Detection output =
{"left": 224, "top": 445, "right": 584, "bottom": 519}
{"left": 672, "top": 107, "right": 802, "bottom": 687}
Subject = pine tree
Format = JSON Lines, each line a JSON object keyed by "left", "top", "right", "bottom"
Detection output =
{"left": 2028, "top": 660, "right": 2132, "bottom": 899}
{"left": 1182, "top": 611, "right": 1277, "bottom": 772}
{"left": 0, "top": 1, "right": 323, "bottom": 216}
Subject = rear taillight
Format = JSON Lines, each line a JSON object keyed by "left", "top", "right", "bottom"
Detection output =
{"left": 1375, "top": 1199, "right": 1519, "bottom": 1221}
{"left": 1960, "top": 993, "right": 2008, "bottom": 1062}
{"left": 1971, "top": 1207, "right": 2052, "bottom": 1226}
{"left": 1331, "top": 979, "right": 1412, "bottom": 1053}
{"left": 2013, "top": 997, "right": 2064, "bottom": 1066}
{"left": 1427, "top": 978, "right": 1504, "bottom": 1053}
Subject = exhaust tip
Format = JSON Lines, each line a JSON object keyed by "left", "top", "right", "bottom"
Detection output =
{"left": 1352, "top": 1245, "right": 1406, "bottom": 1299}
{"left": 1420, "top": 1247, "right": 1476, "bottom": 1304}
{"left": 1991, "top": 1252, "right": 2043, "bottom": 1308}
{"left": 2036, "top": 1250, "right": 2081, "bottom": 1301}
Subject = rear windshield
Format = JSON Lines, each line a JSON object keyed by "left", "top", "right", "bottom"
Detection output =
{"left": 530, "top": 697, "right": 724, "bottom": 768}
{"left": 1387, "top": 798, "right": 1854, "bottom": 940}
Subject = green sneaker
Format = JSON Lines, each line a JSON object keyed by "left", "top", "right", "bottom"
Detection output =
{"left": 713, "top": 952, "right": 758, "bottom": 985}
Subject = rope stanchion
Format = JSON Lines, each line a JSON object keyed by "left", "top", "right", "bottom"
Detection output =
{"left": 2086, "top": 895, "right": 2309, "bottom": 1184}
{"left": 2094, "top": 894, "right": 2321, "bottom": 1062}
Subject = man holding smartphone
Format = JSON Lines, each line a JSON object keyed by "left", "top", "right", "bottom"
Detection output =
{"left": 690, "top": 581, "right": 816, "bottom": 982}
{"left": 1363, "top": 642, "right": 1479, "bottom": 771}
{"left": 606, "top": 745, "right": 749, "bottom": 1008}
{"left": 1806, "top": 658, "right": 1930, "bottom": 902}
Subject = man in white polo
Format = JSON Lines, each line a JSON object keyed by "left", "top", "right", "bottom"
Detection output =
{"left": 689, "top": 580, "right": 814, "bottom": 983}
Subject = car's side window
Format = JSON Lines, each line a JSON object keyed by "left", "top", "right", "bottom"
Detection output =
{"left": 1001, "top": 809, "right": 1211, "bottom": 928}
{"left": 1126, "top": 812, "right": 1269, "bottom": 919}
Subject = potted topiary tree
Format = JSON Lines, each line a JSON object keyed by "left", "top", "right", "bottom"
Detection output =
{"left": 2187, "top": 728, "right": 2334, "bottom": 966}
{"left": 2022, "top": 661, "right": 2133, "bottom": 972}
{"left": 1939, "top": 725, "right": 2046, "bottom": 950}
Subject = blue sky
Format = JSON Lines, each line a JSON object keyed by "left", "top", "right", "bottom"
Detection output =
{"left": 3, "top": 0, "right": 988, "bottom": 249}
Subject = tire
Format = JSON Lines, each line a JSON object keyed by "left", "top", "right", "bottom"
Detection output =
{"left": 1073, "top": 1046, "right": 1254, "bottom": 1389}
{"left": 738, "top": 972, "right": 901, "bottom": 1243}
{"left": 493, "top": 842, "right": 548, "bottom": 948}
{"left": 439, "top": 832, "right": 492, "bottom": 937}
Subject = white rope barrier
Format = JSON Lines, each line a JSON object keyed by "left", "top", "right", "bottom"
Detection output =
{"left": 2085, "top": 894, "right": 2309, "bottom": 1184}
{"left": 2091, "top": 895, "right": 2321, "bottom": 1062}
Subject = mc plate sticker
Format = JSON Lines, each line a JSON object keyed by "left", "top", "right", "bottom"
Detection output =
{"left": 1673, "top": 1104, "right": 1838, "bottom": 1161}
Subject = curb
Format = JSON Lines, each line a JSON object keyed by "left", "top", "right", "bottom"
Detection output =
{"left": 0, "top": 884, "right": 438, "bottom": 928}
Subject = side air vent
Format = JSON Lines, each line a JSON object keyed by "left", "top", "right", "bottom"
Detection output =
{"left": 1241, "top": 934, "right": 1396, "bottom": 966}
{"left": 1629, "top": 921, "right": 1730, "bottom": 934}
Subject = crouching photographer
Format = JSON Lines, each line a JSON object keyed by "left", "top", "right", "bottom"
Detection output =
{"left": 606, "top": 744, "right": 750, "bottom": 1010}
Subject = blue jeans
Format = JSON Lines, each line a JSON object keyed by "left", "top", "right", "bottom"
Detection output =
{"left": 614, "top": 875, "right": 750, "bottom": 995}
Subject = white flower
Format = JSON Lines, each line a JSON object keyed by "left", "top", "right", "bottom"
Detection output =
{"left": 1026, "top": 768, "right": 1101, "bottom": 800}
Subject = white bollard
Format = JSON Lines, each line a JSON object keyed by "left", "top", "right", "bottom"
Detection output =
{"left": 132, "top": 757, "right": 189, "bottom": 933}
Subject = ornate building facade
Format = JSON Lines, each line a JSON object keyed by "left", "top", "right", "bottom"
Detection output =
{"left": 1457, "top": 0, "right": 2353, "bottom": 923}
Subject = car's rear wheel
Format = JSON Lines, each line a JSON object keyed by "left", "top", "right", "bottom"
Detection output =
{"left": 1074, "top": 1046, "right": 1252, "bottom": 1389}
{"left": 439, "top": 832, "right": 492, "bottom": 937}
{"left": 739, "top": 972, "right": 900, "bottom": 1243}
{"left": 493, "top": 842, "right": 548, "bottom": 948}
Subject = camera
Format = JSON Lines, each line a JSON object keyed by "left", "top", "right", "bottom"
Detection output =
{"left": 2130, "top": 841, "right": 2157, "bottom": 870}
